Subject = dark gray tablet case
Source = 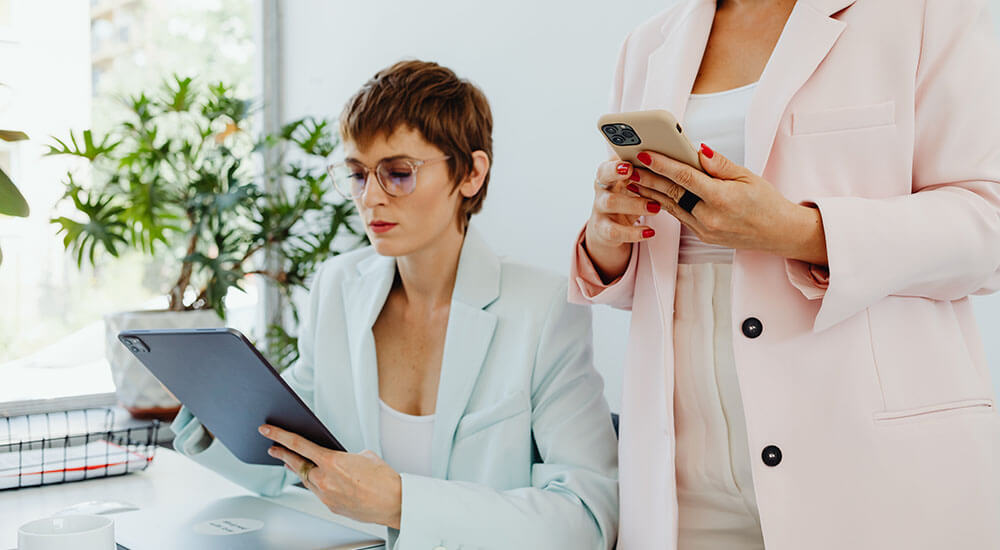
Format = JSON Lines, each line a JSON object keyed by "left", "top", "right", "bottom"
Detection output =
{"left": 117, "top": 328, "right": 345, "bottom": 465}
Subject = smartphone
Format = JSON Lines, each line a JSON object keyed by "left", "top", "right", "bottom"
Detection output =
{"left": 598, "top": 109, "right": 704, "bottom": 172}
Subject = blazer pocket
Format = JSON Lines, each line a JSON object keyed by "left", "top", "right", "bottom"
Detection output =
{"left": 873, "top": 398, "right": 994, "bottom": 425}
{"left": 453, "top": 390, "right": 529, "bottom": 441}
{"left": 791, "top": 100, "right": 895, "bottom": 135}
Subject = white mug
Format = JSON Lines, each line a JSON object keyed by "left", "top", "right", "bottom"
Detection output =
{"left": 17, "top": 514, "right": 115, "bottom": 550}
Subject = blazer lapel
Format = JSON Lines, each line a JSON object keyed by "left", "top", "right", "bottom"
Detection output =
{"left": 640, "top": 0, "right": 857, "bottom": 178}
{"left": 431, "top": 225, "right": 500, "bottom": 479}
{"left": 744, "top": 0, "right": 856, "bottom": 176}
{"left": 640, "top": 0, "right": 716, "bottom": 126}
{"left": 636, "top": 0, "right": 717, "bottom": 311}
{"left": 342, "top": 253, "right": 396, "bottom": 456}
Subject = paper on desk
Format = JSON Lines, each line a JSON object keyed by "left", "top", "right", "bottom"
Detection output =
{"left": 0, "top": 439, "right": 150, "bottom": 489}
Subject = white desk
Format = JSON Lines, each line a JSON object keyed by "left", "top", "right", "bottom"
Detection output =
{"left": 0, "top": 447, "right": 387, "bottom": 549}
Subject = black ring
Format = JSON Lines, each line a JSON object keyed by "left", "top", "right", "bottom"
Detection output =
{"left": 678, "top": 190, "right": 701, "bottom": 214}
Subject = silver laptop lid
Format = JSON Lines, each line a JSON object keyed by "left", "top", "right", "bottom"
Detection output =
{"left": 115, "top": 495, "right": 384, "bottom": 549}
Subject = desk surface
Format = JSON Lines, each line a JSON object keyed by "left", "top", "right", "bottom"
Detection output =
{"left": 0, "top": 447, "right": 386, "bottom": 549}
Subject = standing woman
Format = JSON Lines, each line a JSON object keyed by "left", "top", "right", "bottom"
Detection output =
{"left": 571, "top": 0, "right": 1000, "bottom": 548}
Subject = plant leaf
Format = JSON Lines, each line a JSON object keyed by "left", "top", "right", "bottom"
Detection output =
{"left": 50, "top": 181, "right": 128, "bottom": 268}
{"left": 0, "top": 167, "right": 28, "bottom": 217}
{"left": 0, "top": 130, "right": 29, "bottom": 142}
{"left": 44, "top": 129, "right": 120, "bottom": 161}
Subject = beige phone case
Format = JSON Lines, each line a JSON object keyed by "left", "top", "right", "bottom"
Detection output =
{"left": 597, "top": 109, "right": 704, "bottom": 171}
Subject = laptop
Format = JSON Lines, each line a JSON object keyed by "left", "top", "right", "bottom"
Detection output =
{"left": 114, "top": 495, "right": 384, "bottom": 549}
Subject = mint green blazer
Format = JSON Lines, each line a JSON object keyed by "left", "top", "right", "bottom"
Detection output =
{"left": 170, "top": 225, "right": 619, "bottom": 549}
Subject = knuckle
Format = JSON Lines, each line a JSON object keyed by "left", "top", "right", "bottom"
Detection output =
{"left": 674, "top": 169, "right": 693, "bottom": 188}
{"left": 604, "top": 193, "right": 626, "bottom": 213}
{"left": 595, "top": 190, "right": 612, "bottom": 212}
{"left": 598, "top": 221, "right": 617, "bottom": 243}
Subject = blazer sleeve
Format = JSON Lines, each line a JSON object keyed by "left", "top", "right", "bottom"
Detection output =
{"left": 168, "top": 262, "right": 328, "bottom": 496}
{"left": 569, "top": 29, "right": 641, "bottom": 311}
{"left": 785, "top": 0, "right": 1000, "bottom": 332}
{"left": 393, "top": 282, "right": 619, "bottom": 550}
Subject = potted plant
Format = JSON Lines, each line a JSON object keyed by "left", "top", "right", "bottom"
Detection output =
{"left": 46, "top": 76, "right": 364, "bottom": 420}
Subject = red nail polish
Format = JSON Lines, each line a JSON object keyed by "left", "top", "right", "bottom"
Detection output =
{"left": 647, "top": 202, "right": 660, "bottom": 213}
{"left": 636, "top": 152, "right": 652, "bottom": 165}
{"left": 628, "top": 170, "right": 641, "bottom": 182}
{"left": 626, "top": 183, "right": 640, "bottom": 193}
{"left": 700, "top": 143, "right": 714, "bottom": 159}
{"left": 642, "top": 229, "right": 655, "bottom": 238}
{"left": 616, "top": 162, "right": 630, "bottom": 175}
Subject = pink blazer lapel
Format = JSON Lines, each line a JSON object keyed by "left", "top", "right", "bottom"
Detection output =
{"left": 746, "top": 0, "right": 856, "bottom": 176}
{"left": 638, "top": 0, "right": 858, "bottom": 177}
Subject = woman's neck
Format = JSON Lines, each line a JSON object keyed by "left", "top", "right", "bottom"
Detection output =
{"left": 393, "top": 224, "right": 465, "bottom": 311}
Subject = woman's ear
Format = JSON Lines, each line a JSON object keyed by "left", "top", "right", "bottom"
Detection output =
{"left": 458, "top": 151, "right": 490, "bottom": 198}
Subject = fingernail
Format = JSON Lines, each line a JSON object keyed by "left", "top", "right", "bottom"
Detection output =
{"left": 636, "top": 152, "right": 652, "bottom": 165}
{"left": 616, "top": 162, "right": 630, "bottom": 175}
{"left": 267, "top": 447, "right": 275, "bottom": 456}
{"left": 647, "top": 202, "right": 660, "bottom": 213}
{"left": 628, "top": 170, "right": 641, "bottom": 182}
{"left": 259, "top": 425, "right": 269, "bottom": 435}
{"left": 700, "top": 143, "right": 714, "bottom": 159}
{"left": 626, "top": 183, "right": 640, "bottom": 193}
{"left": 642, "top": 229, "right": 656, "bottom": 238}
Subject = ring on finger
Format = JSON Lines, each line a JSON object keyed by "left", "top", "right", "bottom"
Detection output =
{"left": 299, "top": 461, "right": 316, "bottom": 483}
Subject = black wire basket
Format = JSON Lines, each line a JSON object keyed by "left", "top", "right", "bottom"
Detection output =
{"left": 0, "top": 407, "right": 159, "bottom": 491}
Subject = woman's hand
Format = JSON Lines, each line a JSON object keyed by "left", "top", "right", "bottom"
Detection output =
{"left": 258, "top": 424, "right": 403, "bottom": 529}
{"left": 584, "top": 159, "right": 662, "bottom": 283}
{"left": 632, "top": 145, "right": 828, "bottom": 265}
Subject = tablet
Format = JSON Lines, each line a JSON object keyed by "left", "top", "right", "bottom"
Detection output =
{"left": 117, "top": 328, "right": 345, "bottom": 465}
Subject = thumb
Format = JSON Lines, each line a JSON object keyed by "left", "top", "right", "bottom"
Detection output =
{"left": 698, "top": 142, "right": 742, "bottom": 180}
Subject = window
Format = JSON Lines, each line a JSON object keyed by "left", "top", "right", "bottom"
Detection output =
{"left": 0, "top": 0, "right": 254, "bottom": 407}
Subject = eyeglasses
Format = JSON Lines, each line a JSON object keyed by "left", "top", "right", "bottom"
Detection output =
{"left": 326, "top": 155, "right": 451, "bottom": 199}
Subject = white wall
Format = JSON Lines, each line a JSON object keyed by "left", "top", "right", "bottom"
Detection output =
{"left": 279, "top": 0, "right": 1000, "bottom": 412}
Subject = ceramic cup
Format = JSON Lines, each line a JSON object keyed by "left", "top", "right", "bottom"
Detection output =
{"left": 17, "top": 514, "right": 115, "bottom": 550}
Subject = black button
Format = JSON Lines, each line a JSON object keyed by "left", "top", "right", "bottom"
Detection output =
{"left": 762, "top": 445, "right": 782, "bottom": 467}
{"left": 741, "top": 317, "right": 763, "bottom": 338}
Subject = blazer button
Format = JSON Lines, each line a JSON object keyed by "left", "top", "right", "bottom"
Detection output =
{"left": 741, "top": 317, "right": 763, "bottom": 338}
{"left": 762, "top": 445, "right": 782, "bottom": 467}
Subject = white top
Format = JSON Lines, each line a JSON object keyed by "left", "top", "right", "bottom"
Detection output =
{"left": 378, "top": 397, "right": 435, "bottom": 477}
{"left": 678, "top": 81, "right": 758, "bottom": 264}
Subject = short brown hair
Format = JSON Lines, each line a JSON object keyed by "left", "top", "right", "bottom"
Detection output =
{"left": 339, "top": 60, "right": 493, "bottom": 231}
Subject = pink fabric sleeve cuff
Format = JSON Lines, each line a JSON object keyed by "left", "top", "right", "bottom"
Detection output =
{"left": 568, "top": 224, "right": 638, "bottom": 310}
{"left": 784, "top": 258, "right": 830, "bottom": 300}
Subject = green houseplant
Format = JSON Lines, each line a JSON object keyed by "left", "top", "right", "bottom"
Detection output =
{"left": 46, "top": 76, "right": 364, "bottom": 419}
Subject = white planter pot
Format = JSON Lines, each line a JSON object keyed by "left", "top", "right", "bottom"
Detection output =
{"left": 104, "top": 309, "right": 224, "bottom": 419}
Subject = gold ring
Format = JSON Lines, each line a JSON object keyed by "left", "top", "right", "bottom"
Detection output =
{"left": 298, "top": 461, "right": 315, "bottom": 482}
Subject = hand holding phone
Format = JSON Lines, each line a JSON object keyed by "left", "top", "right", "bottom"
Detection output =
{"left": 584, "top": 109, "right": 704, "bottom": 282}
{"left": 598, "top": 109, "right": 704, "bottom": 173}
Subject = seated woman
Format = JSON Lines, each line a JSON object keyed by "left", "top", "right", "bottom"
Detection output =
{"left": 170, "top": 60, "right": 619, "bottom": 549}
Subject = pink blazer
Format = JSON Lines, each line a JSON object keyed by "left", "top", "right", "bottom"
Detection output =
{"left": 569, "top": 0, "right": 1000, "bottom": 548}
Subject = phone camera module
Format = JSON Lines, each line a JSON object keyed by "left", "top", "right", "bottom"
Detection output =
{"left": 607, "top": 124, "right": 641, "bottom": 146}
